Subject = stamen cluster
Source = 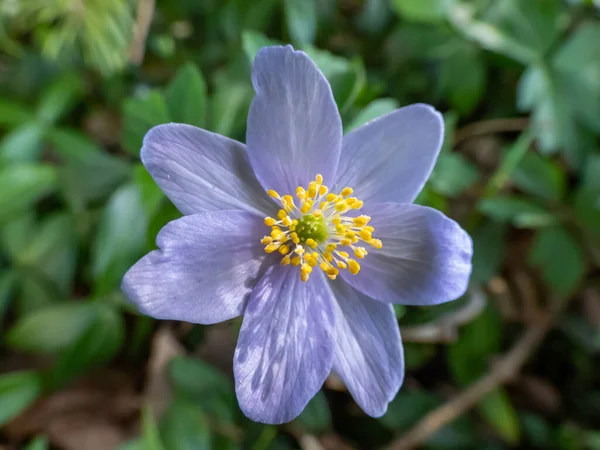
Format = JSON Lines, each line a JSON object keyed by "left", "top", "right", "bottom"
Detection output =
{"left": 261, "top": 174, "right": 382, "bottom": 282}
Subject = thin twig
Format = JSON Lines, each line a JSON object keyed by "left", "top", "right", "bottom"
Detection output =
{"left": 129, "top": 0, "right": 156, "bottom": 65}
{"left": 401, "top": 289, "right": 486, "bottom": 343}
{"left": 454, "top": 118, "right": 529, "bottom": 146}
{"left": 389, "top": 296, "right": 569, "bottom": 450}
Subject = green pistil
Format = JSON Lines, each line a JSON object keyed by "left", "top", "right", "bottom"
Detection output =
{"left": 295, "top": 214, "right": 328, "bottom": 243}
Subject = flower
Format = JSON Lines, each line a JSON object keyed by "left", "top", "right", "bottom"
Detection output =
{"left": 122, "top": 45, "right": 473, "bottom": 424}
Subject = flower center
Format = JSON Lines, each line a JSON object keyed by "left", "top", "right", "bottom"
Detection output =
{"left": 261, "top": 174, "right": 382, "bottom": 282}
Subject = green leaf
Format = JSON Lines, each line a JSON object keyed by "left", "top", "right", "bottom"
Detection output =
{"left": 0, "top": 272, "right": 16, "bottom": 328}
{"left": 134, "top": 164, "right": 165, "bottom": 217}
{"left": 50, "top": 303, "right": 124, "bottom": 386}
{"left": 448, "top": 306, "right": 501, "bottom": 385}
{"left": 160, "top": 398, "right": 211, "bottom": 450}
{"left": 0, "top": 164, "right": 57, "bottom": 225}
{"left": 48, "top": 128, "right": 130, "bottom": 208}
{"left": 438, "top": 45, "right": 486, "bottom": 116}
{"left": 552, "top": 22, "right": 600, "bottom": 134}
{"left": 511, "top": 152, "right": 566, "bottom": 202}
{"left": 36, "top": 73, "right": 84, "bottom": 124}
{"left": 165, "top": 63, "right": 207, "bottom": 127}
{"left": 168, "top": 356, "right": 236, "bottom": 425}
{"left": 391, "top": 0, "right": 450, "bottom": 23}
{"left": 0, "top": 98, "right": 33, "bottom": 127}
{"left": 477, "top": 388, "right": 520, "bottom": 444}
{"left": 529, "top": 226, "right": 586, "bottom": 296}
{"left": 209, "top": 83, "right": 253, "bottom": 138}
{"left": 0, "top": 371, "right": 42, "bottom": 426}
{"left": 6, "top": 302, "right": 98, "bottom": 354}
{"left": 572, "top": 186, "right": 600, "bottom": 242}
{"left": 24, "top": 436, "right": 49, "bottom": 450}
{"left": 142, "top": 405, "right": 166, "bottom": 450}
{"left": 430, "top": 152, "right": 480, "bottom": 198}
{"left": 380, "top": 390, "right": 438, "bottom": 429}
{"left": 345, "top": 98, "right": 399, "bottom": 132}
{"left": 168, "top": 357, "right": 233, "bottom": 399}
{"left": 329, "top": 60, "right": 366, "bottom": 115}
{"left": 284, "top": 0, "right": 317, "bottom": 45}
{"left": 92, "top": 184, "right": 147, "bottom": 295}
{"left": 478, "top": 196, "right": 556, "bottom": 228}
{"left": 122, "top": 90, "right": 170, "bottom": 155}
{"left": 294, "top": 391, "right": 331, "bottom": 433}
{"left": 0, "top": 123, "right": 45, "bottom": 162}
{"left": 471, "top": 221, "right": 508, "bottom": 283}
{"left": 16, "top": 213, "right": 76, "bottom": 294}
{"left": 242, "top": 31, "right": 281, "bottom": 63}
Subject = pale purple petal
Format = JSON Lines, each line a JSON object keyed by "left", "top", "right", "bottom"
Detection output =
{"left": 334, "top": 104, "right": 444, "bottom": 204}
{"left": 246, "top": 45, "right": 342, "bottom": 195}
{"left": 122, "top": 211, "right": 266, "bottom": 324}
{"left": 342, "top": 203, "right": 472, "bottom": 306}
{"left": 141, "top": 124, "right": 274, "bottom": 216}
{"left": 331, "top": 280, "right": 404, "bottom": 417}
{"left": 234, "top": 265, "right": 335, "bottom": 424}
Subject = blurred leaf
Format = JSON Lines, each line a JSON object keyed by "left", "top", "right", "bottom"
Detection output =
{"left": 0, "top": 371, "right": 42, "bottom": 426}
{"left": 438, "top": 45, "right": 486, "bottom": 115}
{"left": 50, "top": 303, "right": 124, "bottom": 386}
{"left": 356, "top": 0, "right": 394, "bottom": 34}
{"left": 391, "top": 0, "right": 450, "bottom": 23}
{"left": 92, "top": 183, "right": 147, "bottom": 295}
{"left": 572, "top": 186, "right": 600, "bottom": 242}
{"left": 14, "top": 273, "right": 60, "bottom": 316}
{"left": 122, "top": 90, "right": 170, "bottom": 155}
{"left": 242, "top": 31, "right": 281, "bottom": 63}
{"left": 142, "top": 405, "right": 166, "bottom": 450}
{"left": 284, "top": 0, "right": 317, "bottom": 45}
{"left": 48, "top": 128, "right": 130, "bottom": 208}
{"left": 448, "top": 306, "right": 502, "bottom": 384}
{"left": 168, "top": 356, "right": 236, "bottom": 425}
{"left": 209, "top": 83, "right": 253, "bottom": 138}
{"left": 36, "top": 73, "right": 84, "bottom": 124}
{"left": 0, "top": 213, "right": 36, "bottom": 262}
{"left": 552, "top": 22, "right": 600, "bottom": 134}
{"left": 0, "top": 98, "right": 33, "bottom": 127}
{"left": 160, "top": 397, "right": 211, "bottom": 450}
{"left": 168, "top": 356, "right": 233, "bottom": 399}
{"left": 345, "top": 98, "right": 399, "bottom": 132}
{"left": 380, "top": 390, "right": 438, "bottom": 430}
{"left": 0, "top": 164, "right": 57, "bottom": 224}
{"left": 470, "top": 221, "right": 508, "bottom": 283}
{"left": 6, "top": 302, "right": 98, "bottom": 354}
{"left": 0, "top": 271, "right": 15, "bottom": 328}
{"left": 165, "top": 63, "right": 207, "bottom": 127}
{"left": 529, "top": 226, "right": 586, "bottom": 296}
{"left": 448, "top": 2, "right": 538, "bottom": 64}
{"left": 303, "top": 46, "right": 351, "bottom": 79}
{"left": 24, "top": 436, "right": 49, "bottom": 450}
{"left": 329, "top": 60, "right": 366, "bottom": 115}
{"left": 478, "top": 388, "right": 520, "bottom": 444}
{"left": 512, "top": 152, "right": 566, "bottom": 201}
{"left": 16, "top": 214, "right": 76, "bottom": 294}
{"left": 294, "top": 391, "right": 331, "bottom": 433}
{"left": 487, "top": 0, "right": 563, "bottom": 57}
{"left": 522, "top": 413, "right": 553, "bottom": 448}
{"left": 403, "top": 342, "right": 436, "bottom": 370}
{"left": 478, "top": 196, "right": 557, "bottom": 228}
{"left": 134, "top": 164, "right": 164, "bottom": 217}
{"left": 430, "top": 152, "right": 480, "bottom": 197}
{"left": 0, "top": 123, "right": 44, "bottom": 162}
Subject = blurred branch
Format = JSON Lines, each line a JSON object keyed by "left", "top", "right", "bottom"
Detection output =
{"left": 388, "top": 296, "right": 570, "bottom": 450}
{"left": 454, "top": 118, "right": 529, "bottom": 146}
{"left": 401, "top": 289, "right": 486, "bottom": 343}
{"left": 129, "top": 0, "right": 155, "bottom": 65}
